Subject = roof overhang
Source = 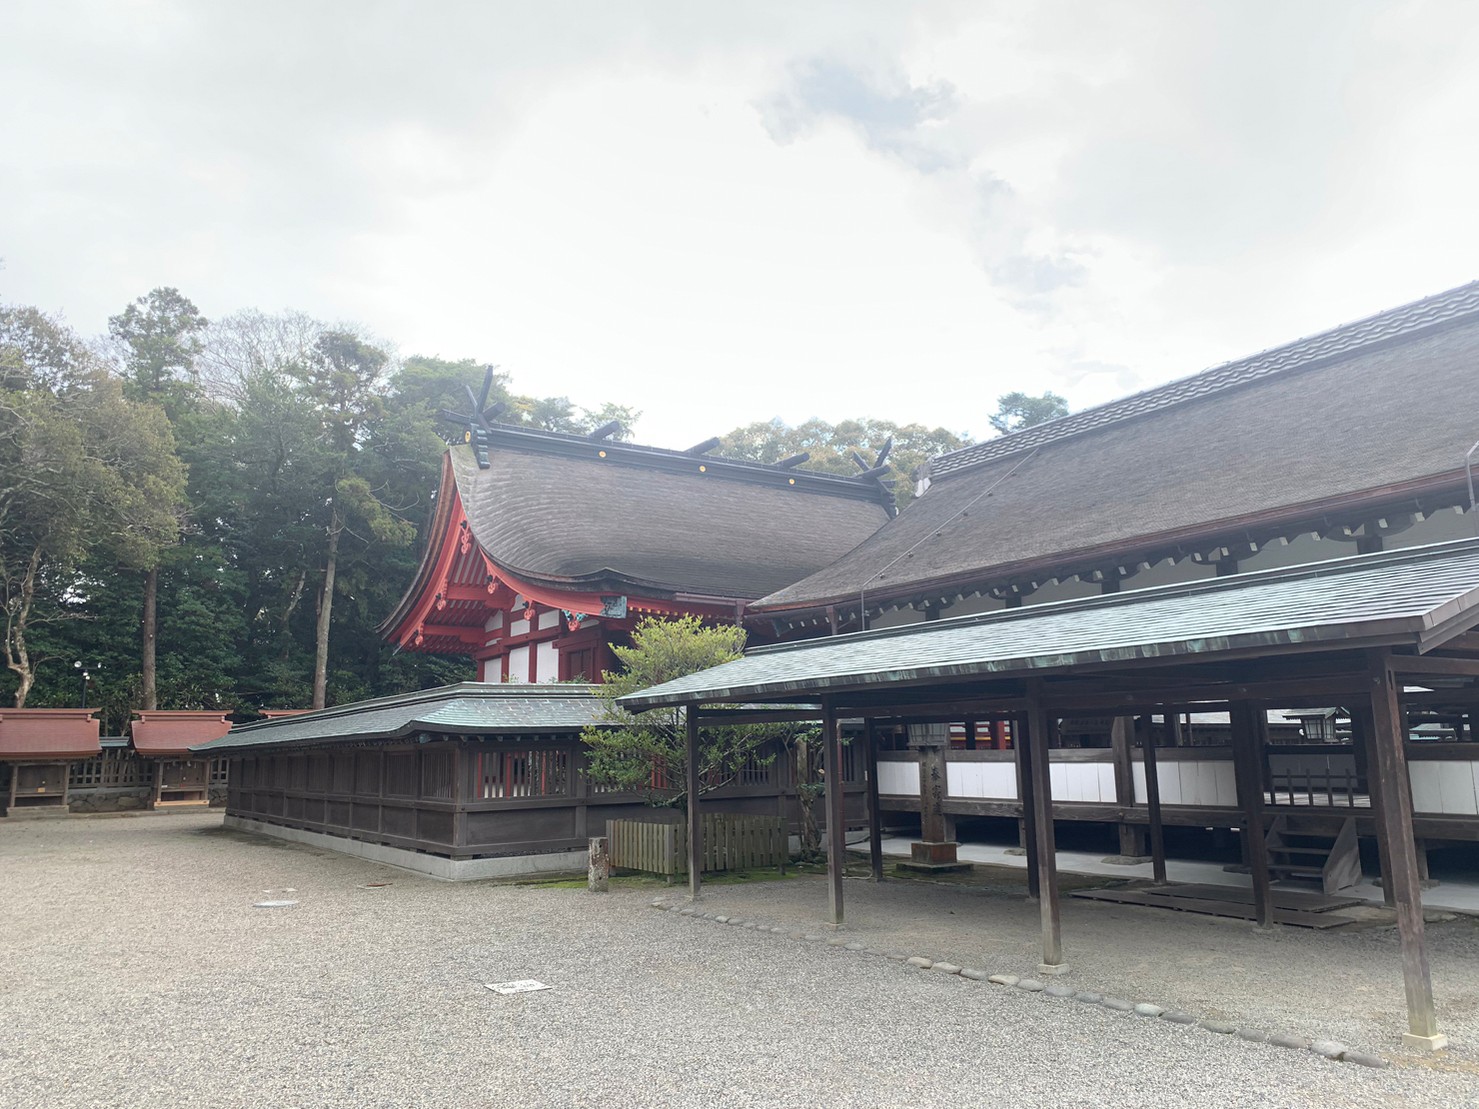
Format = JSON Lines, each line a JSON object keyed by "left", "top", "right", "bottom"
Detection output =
{"left": 620, "top": 539, "right": 1479, "bottom": 711}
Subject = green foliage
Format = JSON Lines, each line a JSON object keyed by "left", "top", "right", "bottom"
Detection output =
{"left": 987, "top": 390, "right": 1069, "bottom": 435}
{"left": 0, "top": 304, "right": 186, "bottom": 706}
{"left": 582, "top": 617, "right": 770, "bottom": 809}
{"left": 719, "top": 416, "right": 970, "bottom": 510}
{"left": 2, "top": 295, "right": 635, "bottom": 717}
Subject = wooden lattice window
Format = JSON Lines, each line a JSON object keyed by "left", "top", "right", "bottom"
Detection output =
{"left": 210, "top": 759, "right": 230, "bottom": 786}
{"left": 476, "top": 749, "right": 570, "bottom": 799}
{"left": 384, "top": 752, "right": 417, "bottom": 797}
{"left": 69, "top": 749, "right": 151, "bottom": 789}
{"left": 420, "top": 750, "right": 454, "bottom": 800}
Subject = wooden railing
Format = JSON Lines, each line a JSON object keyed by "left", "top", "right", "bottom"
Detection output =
{"left": 607, "top": 813, "right": 786, "bottom": 876}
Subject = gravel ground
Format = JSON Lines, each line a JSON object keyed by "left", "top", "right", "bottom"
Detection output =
{"left": 1, "top": 813, "right": 1476, "bottom": 1109}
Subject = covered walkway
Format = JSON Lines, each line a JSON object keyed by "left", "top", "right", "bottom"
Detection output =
{"left": 621, "top": 538, "right": 1479, "bottom": 1051}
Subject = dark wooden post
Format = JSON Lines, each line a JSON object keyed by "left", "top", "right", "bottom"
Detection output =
{"left": 1111, "top": 716, "right": 1146, "bottom": 857}
{"left": 1014, "top": 710, "right": 1041, "bottom": 900}
{"left": 1229, "top": 701, "right": 1273, "bottom": 929}
{"left": 822, "top": 698, "right": 846, "bottom": 926}
{"left": 864, "top": 718, "right": 884, "bottom": 882}
{"left": 685, "top": 706, "right": 702, "bottom": 902}
{"left": 1141, "top": 714, "right": 1167, "bottom": 885}
{"left": 964, "top": 718, "right": 978, "bottom": 751}
{"left": 1367, "top": 651, "right": 1446, "bottom": 1050}
{"left": 1026, "top": 684, "right": 1067, "bottom": 975}
{"left": 1352, "top": 705, "right": 1396, "bottom": 907}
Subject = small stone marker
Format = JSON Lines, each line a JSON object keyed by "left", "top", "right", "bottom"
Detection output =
{"left": 253, "top": 900, "right": 298, "bottom": 908}
{"left": 486, "top": 980, "right": 552, "bottom": 996}
{"left": 588, "top": 837, "right": 610, "bottom": 892}
{"left": 1342, "top": 1052, "right": 1389, "bottom": 1069}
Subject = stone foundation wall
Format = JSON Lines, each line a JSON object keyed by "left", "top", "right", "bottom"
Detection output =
{"left": 68, "top": 789, "right": 152, "bottom": 814}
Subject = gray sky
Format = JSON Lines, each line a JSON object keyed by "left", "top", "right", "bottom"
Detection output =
{"left": 3, "top": 1, "right": 1476, "bottom": 447}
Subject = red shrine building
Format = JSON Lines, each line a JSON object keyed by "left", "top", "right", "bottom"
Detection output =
{"left": 378, "top": 424, "right": 895, "bottom": 683}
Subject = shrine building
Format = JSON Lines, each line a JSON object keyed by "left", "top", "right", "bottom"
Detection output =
{"left": 377, "top": 420, "right": 896, "bottom": 683}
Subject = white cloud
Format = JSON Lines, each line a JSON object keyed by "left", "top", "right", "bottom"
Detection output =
{"left": 3, "top": 0, "right": 1477, "bottom": 450}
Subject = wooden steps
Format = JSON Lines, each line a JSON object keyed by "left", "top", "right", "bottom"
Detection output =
{"left": 1266, "top": 815, "right": 1361, "bottom": 895}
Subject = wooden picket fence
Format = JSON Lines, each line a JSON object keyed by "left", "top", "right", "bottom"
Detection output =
{"left": 607, "top": 813, "right": 786, "bottom": 877}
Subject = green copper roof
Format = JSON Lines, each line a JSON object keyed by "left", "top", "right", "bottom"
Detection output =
{"left": 194, "top": 683, "right": 605, "bottom": 753}
{"left": 620, "top": 539, "right": 1479, "bottom": 709}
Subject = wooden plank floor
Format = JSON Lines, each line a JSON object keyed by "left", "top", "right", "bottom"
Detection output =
{"left": 1071, "top": 887, "right": 1362, "bottom": 929}
{"left": 1152, "top": 883, "right": 1363, "bottom": 913}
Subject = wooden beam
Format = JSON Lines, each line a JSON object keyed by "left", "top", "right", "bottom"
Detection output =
{"left": 1110, "top": 717, "right": 1144, "bottom": 858}
{"left": 865, "top": 719, "right": 884, "bottom": 882}
{"left": 1229, "top": 702, "right": 1273, "bottom": 929}
{"left": 1367, "top": 650, "right": 1446, "bottom": 1049}
{"left": 686, "top": 707, "right": 702, "bottom": 902}
{"left": 1387, "top": 654, "right": 1479, "bottom": 678}
{"left": 1026, "top": 685, "right": 1067, "bottom": 975}
{"left": 1351, "top": 706, "right": 1395, "bottom": 908}
{"left": 1142, "top": 715, "right": 1167, "bottom": 885}
{"left": 822, "top": 698, "right": 846, "bottom": 925}
{"left": 1014, "top": 711, "right": 1040, "bottom": 901}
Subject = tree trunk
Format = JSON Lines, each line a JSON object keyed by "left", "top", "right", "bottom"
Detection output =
{"left": 278, "top": 568, "right": 308, "bottom": 661}
{"left": 4, "top": 550, "right": 41, "bottom": 708}
{"left": 141, "top": 567, "right": 158, "bottom": 710}
{"left": 311, "top": 505, "right": 342, "bottom": 710}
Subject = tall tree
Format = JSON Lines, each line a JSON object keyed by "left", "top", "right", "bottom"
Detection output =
{"left": 719, "top": 416, "right": 970, "bottom": 510}
{"left": 988, "top": 390, "right": 1069, "bottom": 435}
{"left": 0, "top": 305, "right": 185, "bottom": 706}
{"left": 109, "top": 287, "right": 208, "bottom": 709}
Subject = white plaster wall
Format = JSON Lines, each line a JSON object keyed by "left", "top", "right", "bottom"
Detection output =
{"left": 946, "top": 761, "right": 1017, "bottom": 800}
{"left": 535, "top": 640, "right": 559, "bottom": 683}
{"left": 510, "top": 618, "right": 531, "bottom": 636}
{"left": 1409, "top": 762, "right": 1479, "bottom": 815}
{"left": 877, "top": 761, "right": 921, "bottom": 796}
{"left": 537, "top": 609, "right": 561, "bottom": 630}
{"left": 1133, "top": 761, "right": 1237, "bottom": 807}
{"left": 1047, "top": 762, "right": 1117, "bottom": 803}
{"left": 507, "top": 645, "right": 530, "bottom": 683}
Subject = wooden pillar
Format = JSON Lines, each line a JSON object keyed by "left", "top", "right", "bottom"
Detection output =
{"left": 864, "top": 719, "right": 884, "bottom": 882}
{"left": 1352, "top": 706, "right": 1395, "bottom": 907}
{"left": 1368, "top": 652, "right": 1445, "bottom": 1049}
{"left": 1229, "top": 701, "right": 1273, "bottom": 929}
{"left": 1142, "top": 714, "right": 1167, "bottom": 885}
{"left": 685, "top": 706, "right": 702, "bottom": 902}
{"left": 1026, "top": 686, "right": 1067, "bottom": 974}
{"left": 822, "top": 698, "right": 846, "bottom": 926}
{"left": 1014, "top": 710, "right": 1040, "bottom": 900}
{"left": 1110, "top": 717, "right": 1146, "bottom": 857}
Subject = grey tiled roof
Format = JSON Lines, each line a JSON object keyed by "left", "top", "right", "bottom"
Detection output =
{"left": 451, "top": 441, "right": 890, "bottom": 600}
{"left": 933, "top": 280, "right": 1479, "bottom": 479}
{"left": 620, "top": 539, "right": 1479, "bottom": 708}
{"left": 194, "top": 683, "right": 605, "bottom": 753}
{"left": 759, "top": 281, "right": 1479, "bottom": 611}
